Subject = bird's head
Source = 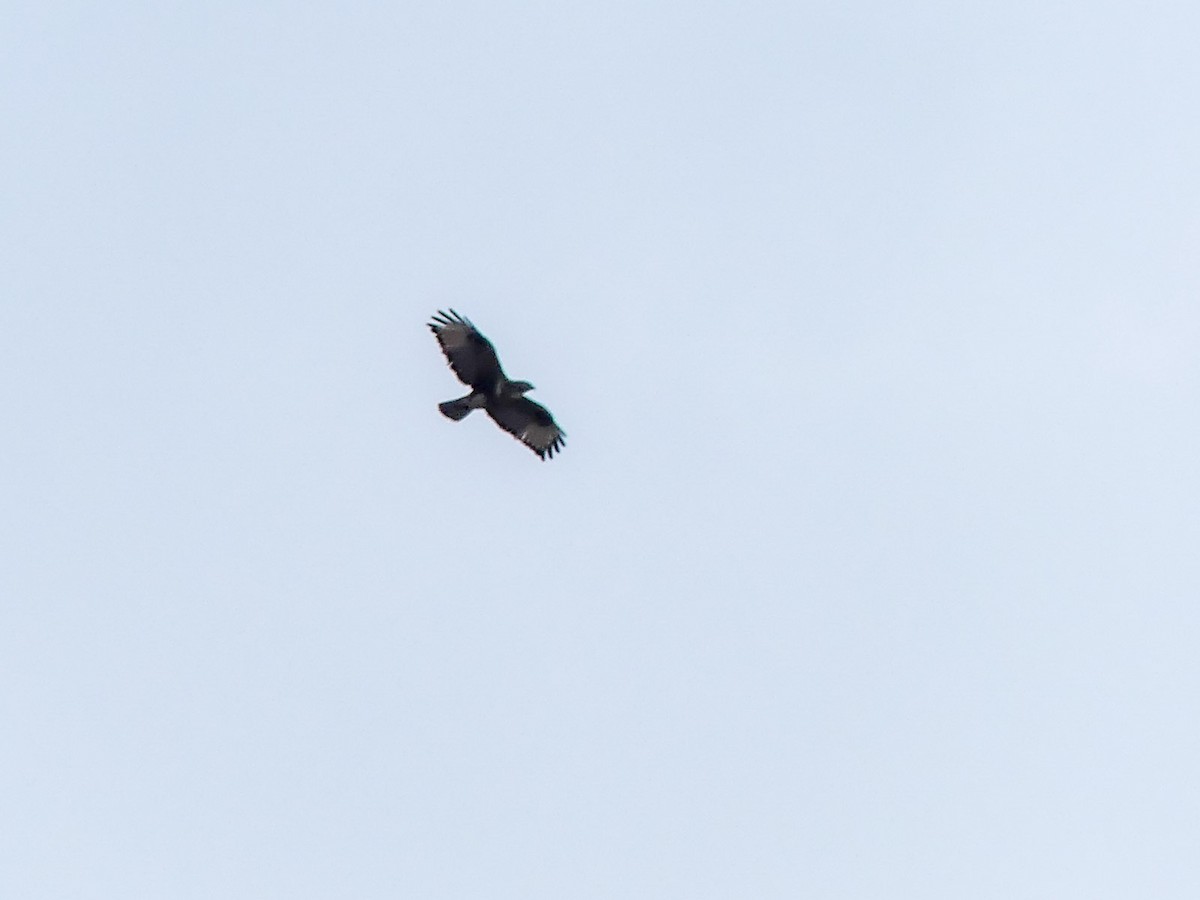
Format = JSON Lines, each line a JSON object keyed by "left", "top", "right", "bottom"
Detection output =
{"left": 509, "top": 380, "right": 535, "bottom": 395}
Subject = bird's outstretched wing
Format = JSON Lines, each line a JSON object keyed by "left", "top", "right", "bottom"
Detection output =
{"left": 486, "top": 396, "right": 567, "bottom": 460}
{"left": 428, "top": 309, "right": 504, "bottom": 390}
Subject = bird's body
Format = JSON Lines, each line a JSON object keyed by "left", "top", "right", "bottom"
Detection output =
{"left": 428, "top": 310, "right": 566, "bottom": 460}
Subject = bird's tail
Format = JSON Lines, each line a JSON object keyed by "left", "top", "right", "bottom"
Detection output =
{"left": 438, "top": 394, "right": 479, "bottom": 421}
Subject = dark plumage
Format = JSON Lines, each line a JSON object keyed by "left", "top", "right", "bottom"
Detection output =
{"left": 428, "top": 310, "right": 566, "bottom": 460}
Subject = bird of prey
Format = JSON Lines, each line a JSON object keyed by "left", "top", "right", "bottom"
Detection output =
{"left": 428, "top": 310, "right": 566, "bottom": 460}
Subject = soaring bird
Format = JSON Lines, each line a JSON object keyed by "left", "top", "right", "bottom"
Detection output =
{"left": 428, "top": 310, "right": 566, "bottom": 460}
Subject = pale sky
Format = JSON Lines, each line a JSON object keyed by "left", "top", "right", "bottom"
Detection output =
{"left": 3, "top": 2, "right": 1199, "bottom": 897}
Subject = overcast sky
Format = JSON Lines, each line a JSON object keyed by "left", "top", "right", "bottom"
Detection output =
{"left": 3, "top": 1, "right": 1199, "bottom": 897}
